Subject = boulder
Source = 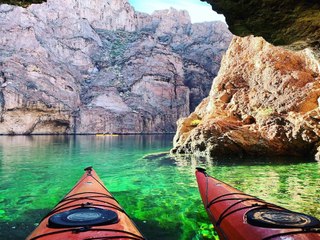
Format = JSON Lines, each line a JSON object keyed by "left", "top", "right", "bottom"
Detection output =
{"left": 172, "top": 36, "right": 320, "bottom": 158}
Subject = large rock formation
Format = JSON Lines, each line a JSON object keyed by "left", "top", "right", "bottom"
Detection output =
{"left": 203, "top": 0, "right": 320, "bottom": 57}
{"left": 170, "top": 1, "right": 320, "bottom": 158}
{"left": 137, "top": 8, "right": 231, "bottom": 111}
{"left": 172, "top": 36, "right": 320, "bottom": 158}
{"left": 0, "top": 0, "right": 232, "bottom": 134}
{"left": 3, "top": 0, "right": 320, "bottom": 55}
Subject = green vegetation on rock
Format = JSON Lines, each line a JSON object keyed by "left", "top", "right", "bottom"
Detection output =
{"left": 190, "top": 119, "right": 201, "bottom": 127}
{"left": 0, "top": 0, "right": 45, "bottom": 7}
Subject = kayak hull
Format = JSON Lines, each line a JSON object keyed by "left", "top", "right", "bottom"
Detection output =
{"left": 27, "top": 167, "right": 145, "bottom": 240}
{"left": 196, "top": 168, "right": 320, "bottom": 240}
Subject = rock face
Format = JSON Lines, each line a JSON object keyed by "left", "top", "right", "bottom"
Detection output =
{"left": 0, "top": 1, "right": 232, "bottom": 134}
{"left": 203, "top": 0, "right": 320, "bottom": 57}
{"left": 172, "top": 36, "right": 320, "bottom": 158}
{"left": 137, "top": 8, "right": 231, "bottom": 111}
{"left": 78, "top": 29, "right": 189, "bottom": 133}
{"left": 36, "top": 0, "right": 137, "bottom": 31}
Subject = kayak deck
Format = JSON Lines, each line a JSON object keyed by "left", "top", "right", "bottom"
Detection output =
{"left": 27, "top": 167, "right": 145, "bottom": 240}
{"left": 196, "top": 167, "right": 320, "bottom": 240}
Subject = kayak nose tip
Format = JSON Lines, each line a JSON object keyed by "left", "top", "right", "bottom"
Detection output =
{"left": 196, "top": 167, "right": 206, "bottom": 172}
{"left": 84, "top": 166, "right": 93, "bottom": 172}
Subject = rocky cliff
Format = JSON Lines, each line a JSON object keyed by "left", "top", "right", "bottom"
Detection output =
{"left": 171, "top": 0, "right": 320, "bottom": 159}
{"left": 172, "top": 36, "right": 320, "bottom": 158}
{"left": 0, "top": 0, "right": 232, "bottom": 134}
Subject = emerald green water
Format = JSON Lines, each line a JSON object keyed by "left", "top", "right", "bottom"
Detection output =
{"left": 0, "top": 135, "right": 319, "bottom": 240}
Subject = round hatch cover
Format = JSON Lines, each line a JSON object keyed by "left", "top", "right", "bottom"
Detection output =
{"left": 246, "top": 208, "right": 320, "bottom": 228}
{"left": 48, "top": 207, "right": 118, "bottom": 228}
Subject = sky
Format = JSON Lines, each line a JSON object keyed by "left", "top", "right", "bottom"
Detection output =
{"left": 128, "top": 0, "right": 226, "bottom": 23}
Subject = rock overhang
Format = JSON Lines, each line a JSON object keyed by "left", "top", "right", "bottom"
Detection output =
{"left": 202, "top": 0, "right": 320, "bottom": 56}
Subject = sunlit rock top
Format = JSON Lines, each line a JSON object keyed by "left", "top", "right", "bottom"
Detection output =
{"left": 29, "top": 0, "right": 137, "bottom": 31}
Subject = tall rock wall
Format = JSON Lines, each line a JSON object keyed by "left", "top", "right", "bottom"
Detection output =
{"left": 172, "top": 36, "right": 320, "bottom": 158}
{"left": 31, "top": 0, "right": 137, "bottom": 31}
{"left": 136, "top": 8, "right": 231, "bottom": 111}
{"left": 0, "top": 0, "right": 232, "bottom": 134}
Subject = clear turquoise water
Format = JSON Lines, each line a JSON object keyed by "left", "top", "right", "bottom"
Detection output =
{"left": 0, "top": 135, "right": 319, "bottom": 240}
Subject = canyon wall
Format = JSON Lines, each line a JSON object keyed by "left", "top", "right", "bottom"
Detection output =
{"left": 0, "top": 0, "right": 232, "bottom": 134}
{"left": 6, "top": 0, "right": 319, "bottom": 158}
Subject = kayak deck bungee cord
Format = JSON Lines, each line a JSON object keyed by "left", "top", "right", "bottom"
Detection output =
{"left": 195, "top": 167, "right": 320, "bottom": 240}
{"left": 27, "top": 167, "right": 146, "bottom": 240}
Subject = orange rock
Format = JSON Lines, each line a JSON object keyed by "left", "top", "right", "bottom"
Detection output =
{"left": 172, "top": 36, "right": 320, "bottom": 158}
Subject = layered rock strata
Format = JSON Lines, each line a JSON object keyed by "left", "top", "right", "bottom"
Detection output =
{"left": 172, "top": 36, "right": 320, "bottom": 158}
{"left": 0, "top": 0, "right": 231, "bottom": 134}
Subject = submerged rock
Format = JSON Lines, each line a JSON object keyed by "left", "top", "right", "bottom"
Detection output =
{"left": 172, "top": 36, "right": 320, "bottom": 158}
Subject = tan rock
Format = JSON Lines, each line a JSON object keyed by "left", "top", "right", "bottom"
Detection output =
{"left": 172, "top": 36, "right": 320, "bottom": 158}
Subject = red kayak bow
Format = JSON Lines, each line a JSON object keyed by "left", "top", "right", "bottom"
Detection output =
{"left": 196, "top": 167, "right": 320, "bottom": 240}
{"left": 27, "top": 167, "right": 145, "bottom": 240}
